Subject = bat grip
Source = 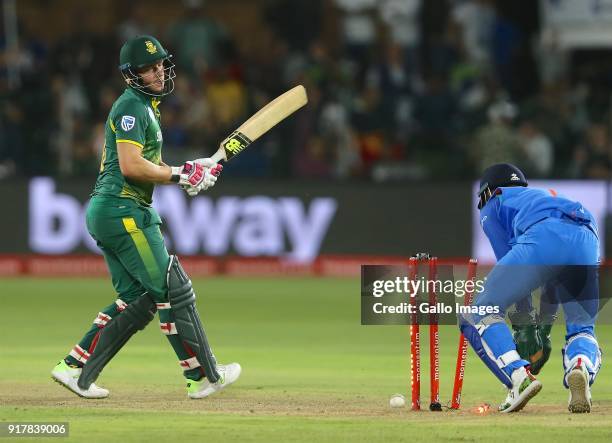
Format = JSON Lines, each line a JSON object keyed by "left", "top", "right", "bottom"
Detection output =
{"left": 210, "top": 149, "right": 226, "bottom": 164}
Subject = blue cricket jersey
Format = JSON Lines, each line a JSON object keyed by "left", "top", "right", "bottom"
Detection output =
{"left": 479, "top": 187, "right": 598, "bottom": 260}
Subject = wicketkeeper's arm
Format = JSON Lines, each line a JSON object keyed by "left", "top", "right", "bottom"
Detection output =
{"left": 509, "top": 284, "right": 558, "bottom": 375}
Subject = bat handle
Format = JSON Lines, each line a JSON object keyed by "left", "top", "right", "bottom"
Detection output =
{"left": 210, "top": 149, "right": 226, "bottom": 164}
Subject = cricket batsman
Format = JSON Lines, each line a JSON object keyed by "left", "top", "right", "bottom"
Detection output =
{"left": 51, "top": 35, "right": 241, "bottom": 399}
{"left": 461, "top": 163, "right": 602, "bottom": 413}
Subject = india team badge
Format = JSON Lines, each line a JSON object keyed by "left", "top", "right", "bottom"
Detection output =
{"left": 121, "top": 115, "right": 135, "bottom": 131}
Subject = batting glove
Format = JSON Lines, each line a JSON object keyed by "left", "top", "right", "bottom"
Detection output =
{"left": 183, "top": 158, "right": 223, "bottom": 197}
{"left": 171, "top": 161, "right": 206, "bottom": 188}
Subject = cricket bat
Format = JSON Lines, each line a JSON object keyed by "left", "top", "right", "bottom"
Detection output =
{"left": 210, "top": 85, "right": 308, "bottom": 163}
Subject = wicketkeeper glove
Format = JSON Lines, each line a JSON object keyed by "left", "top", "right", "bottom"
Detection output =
{"left": 508, "top": 309, "right": 544, "bottom": 372}
{"left": 529, "top": 313, "right": 555, "bottom": 375}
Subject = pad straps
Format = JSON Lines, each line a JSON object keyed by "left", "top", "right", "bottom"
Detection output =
{"left": 78, "top": 294, "right": 156, "bottom": 390}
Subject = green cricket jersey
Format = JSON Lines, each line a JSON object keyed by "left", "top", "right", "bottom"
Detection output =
{"left": 93, "top": 88, "right": 163, "bottom": 206}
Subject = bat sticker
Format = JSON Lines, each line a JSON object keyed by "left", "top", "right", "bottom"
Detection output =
{"left": 222, "top": 131, "right": 252, "bottom": 160}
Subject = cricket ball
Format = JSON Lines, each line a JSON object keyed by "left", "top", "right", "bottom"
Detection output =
{"left": 389, "top": 393, "right": 406, "bottom": 408}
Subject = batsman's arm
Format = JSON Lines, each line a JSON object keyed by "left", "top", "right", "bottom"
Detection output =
{"left": 117, "top": 142, "right": 173, "bottom": 183}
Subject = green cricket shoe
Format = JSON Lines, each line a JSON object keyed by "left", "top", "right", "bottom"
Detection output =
{"left": 498, "top": 366, "right": 542, "bottom": 413}
{"left": 51, "top": 360, "right": 109, "bottom": 399}
{"left": 187, "top": 363, "right": 242, "bottom": 399}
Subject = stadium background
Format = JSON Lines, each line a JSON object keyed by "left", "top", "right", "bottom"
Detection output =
{"left": 0, "top": 0, "right": 611, "bottom": 272}
{"left": 1, "top": 2, "right": 612, "bottom": 441}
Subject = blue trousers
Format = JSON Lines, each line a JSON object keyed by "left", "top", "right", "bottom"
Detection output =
{"left": 474, "top": 218, "right": 602, "bottom": 384}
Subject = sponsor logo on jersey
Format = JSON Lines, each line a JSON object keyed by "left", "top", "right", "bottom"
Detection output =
{"left": 480, "top": 215, "right": 487, "bottom": 227}
{"left": 145, "top": 40, "right": 157, "bottom": 54}
{"left": 121, "top": 115, "right": 135, "bottom": 131}
{"left": 157, "top": 130, "right": 162, "bottom": 142}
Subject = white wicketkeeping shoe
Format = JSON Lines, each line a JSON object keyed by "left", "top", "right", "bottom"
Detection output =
{"left": 187, "top": 363, "right": 242, "bottom": 399}
{"left": 498, "top": 366, "right": 542, "bottom": 413}
{"left": 51, "top": 360, "right": 109, "bottom": 399}
{"left": 567, "top": 359, "right": 592, "bottom": 413}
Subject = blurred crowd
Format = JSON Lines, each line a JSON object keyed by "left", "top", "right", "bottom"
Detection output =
{"left": 1, "top": 0, "right": 611, "bottom": 181}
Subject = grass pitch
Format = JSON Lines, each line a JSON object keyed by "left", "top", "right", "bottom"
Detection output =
{"left": 1, "top": 277, "right": 611, "bottom": 442}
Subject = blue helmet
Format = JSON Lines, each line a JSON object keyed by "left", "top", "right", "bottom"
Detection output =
{"left": 477, "top": 163, "right": 528, "bottom": 209}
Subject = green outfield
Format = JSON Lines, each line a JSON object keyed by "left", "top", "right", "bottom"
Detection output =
{"left": 1, "top": 277, "right": 611, "bottom": 442}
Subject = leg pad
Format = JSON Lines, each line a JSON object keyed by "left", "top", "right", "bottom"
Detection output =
{"left": 78, "top": 294, "right": 156, "bottom": 389}
{"left": 167, "top": 255, "right": 220, "bottom": 382}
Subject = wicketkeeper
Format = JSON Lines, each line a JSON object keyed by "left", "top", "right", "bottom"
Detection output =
{"left": 461, "top": 163, "right": 602, "bottom": 413}
{"left": 51, "top": 35, "right": 241, "bottom": 399}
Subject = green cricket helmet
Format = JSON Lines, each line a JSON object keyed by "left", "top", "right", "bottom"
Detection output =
{"left": 119, "top": 35, "right": 176, "bottom": 97}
